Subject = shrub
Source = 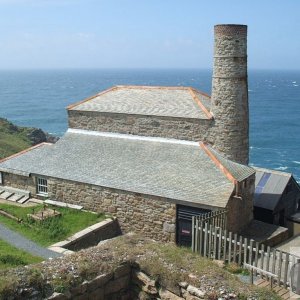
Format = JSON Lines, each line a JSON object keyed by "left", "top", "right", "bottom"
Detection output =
{"left": 0, "top": 276, "right": 18, "bottom": 299}
{"left": 0, "top": 254, "right": 26, "bottom": 266}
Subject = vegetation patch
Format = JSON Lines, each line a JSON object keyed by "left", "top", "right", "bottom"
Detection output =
{"left": 0, "top": 239, "right": 42, "bottom": 270}
{"left": 0, "top": 203, "right": 106, "bottom": 246}
{"left": 0, "top": 117, "right": 57, "bottom": 160}
{"left": 0, "top": 234, "right": 280, "bottom": 299}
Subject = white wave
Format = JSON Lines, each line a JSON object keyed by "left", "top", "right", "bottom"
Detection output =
{"left": 293, "top": 161, "right": 300, "bottom": 165}
{"left": 274, "top": 166, "right": 288, "bottom": 171}
{"left": 293, "top": 84, "right": 299, "bottom": 87}
{"left": 292, "top": 81, "right": 297, "bottom": 83}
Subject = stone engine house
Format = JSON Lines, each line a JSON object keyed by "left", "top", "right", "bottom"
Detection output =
{"left": 0, "top": 25, "right": 255, "bottom": 245}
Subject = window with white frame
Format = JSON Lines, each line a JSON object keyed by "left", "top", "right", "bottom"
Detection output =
{"left": 37, "top": 177, "right": 48, "bottom": 195}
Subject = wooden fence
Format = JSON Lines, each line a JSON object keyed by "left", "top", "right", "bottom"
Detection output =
{"left": 191, "top": 220, "right": 300, "bottom": 289}
{"left": 195, "top": 209, "right": 227, "bottom": 230}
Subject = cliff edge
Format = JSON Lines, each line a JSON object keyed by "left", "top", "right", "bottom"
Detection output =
{"left": 0, "top": 118, "right": 58, "bottom": 160}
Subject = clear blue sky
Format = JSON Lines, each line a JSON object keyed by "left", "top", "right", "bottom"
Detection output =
{"left": 0, "top": 0, "right": 299, "bottom": 70}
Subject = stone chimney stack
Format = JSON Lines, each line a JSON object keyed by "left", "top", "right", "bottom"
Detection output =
{"left": 210, "top": 24, "right": 249, "bottom": 164}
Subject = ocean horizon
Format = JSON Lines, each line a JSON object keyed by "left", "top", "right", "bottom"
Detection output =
{"left": 0, "top": 69, "right": 299, "bottom": 181}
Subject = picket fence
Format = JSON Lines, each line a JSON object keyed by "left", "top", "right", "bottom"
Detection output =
{"left": 191, "top": 218, "right": 300, "bottom": 289}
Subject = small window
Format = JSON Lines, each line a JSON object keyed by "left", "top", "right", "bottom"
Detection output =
{"left": 37, "top": 177, "right": 48, "bottom": 195}
{"left": 0, "top": 172, "right": 2, "bottom": 185}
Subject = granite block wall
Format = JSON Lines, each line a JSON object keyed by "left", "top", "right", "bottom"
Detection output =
{"left": 2, "top": 172, "right": 36, "bottom": 195}
{"left": 47, "top": 178, "right": 177, "bottom": 243}
{"left": 68, "top": 110, "right": 212, "bottom": 142}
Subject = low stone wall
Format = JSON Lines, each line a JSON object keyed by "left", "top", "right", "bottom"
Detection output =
{"left": 49, "top": 218, "right": 121, "bottom": 253}
{"left": 48, "top": 177, "right": 177, "bottom": 243}
{"left": 47, "top": 263, "right": 208, "bottom": 300}
{"left": 68, "top": 110, "right": 212, "bottom": 142}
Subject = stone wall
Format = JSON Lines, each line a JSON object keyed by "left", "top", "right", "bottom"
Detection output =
{"left": 2, "top": 172, "right": 36, "bottom": 195}
{"left": 48, "top": 177, "right": 177, "bottom": 242}
{"left": 226, "top": 175, "right": 254, "bottom": 233}
{"left": 49, "top": 218, "right": 121, "bottom": 253}
{"left": 47, "top": 264, "right": 208, "bottom": 300}
{"left": 68, "top": 110, "right": 212, "bottom": 142}
{"left": 209, "top": 24, "right": 249, "bottom": 164}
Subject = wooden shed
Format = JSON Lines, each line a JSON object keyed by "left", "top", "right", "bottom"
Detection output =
{"left": 254, "top": 167, "right": 300, "bottom": 229}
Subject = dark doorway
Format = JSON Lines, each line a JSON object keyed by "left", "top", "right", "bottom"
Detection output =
{"left": 176, "top": 205, "right": 210, "bottom": 247}
{"left": 279, "top": 209, "right": 285, "bottom": 226}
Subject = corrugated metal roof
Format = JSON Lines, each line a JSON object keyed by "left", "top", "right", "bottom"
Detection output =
{"left": 0, "top": 129, "right": 237, "bottom": 208}
{"left": 68, "top": 86, "right": 212, "bottom": 120}
{"left": 254, "top": 167, "right": 292, "bottom": 210}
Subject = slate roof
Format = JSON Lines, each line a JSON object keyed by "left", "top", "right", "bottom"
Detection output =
{"left": 207, "top": 146, "right": 255, "bottom": 182}
{"left": 254, "top": 167, "right": 293, "bottom": 210}
{"left": 0, "top": 129, "right": 256, "bottom": 208}
{"left": 68, "top": 86, "right": 212, "bottom": 120}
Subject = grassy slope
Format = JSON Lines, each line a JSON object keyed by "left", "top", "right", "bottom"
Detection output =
{"left": 0, "top": 234, "right": 281, "bottom": 299}
{"left": 0, "top": 203, "right": 106, "bottom": 246}
{"left": 0, "top": 118, "right": 32, "bottom": 159}
{"left": 0, "top": 239, "right": 42, "bottom": 270}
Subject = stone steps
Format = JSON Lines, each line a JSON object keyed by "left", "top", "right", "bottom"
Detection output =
{"left": 18, "top": 195, "right": 30, "bottom": 204}
{"left": 0, "top": 186, "right": 31, "bottom": 204}
{"left": 7, "top": 194, "right": 24, "bottom": 202}
{"left": 1, "top": 191, "right": 14, "bottom": 200}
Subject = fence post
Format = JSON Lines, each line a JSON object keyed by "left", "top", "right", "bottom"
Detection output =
{"left": 228, "top": 232, "right": 232, "bottom": 263}
{"left": 284, "top": 252, "right": 289, "bottom": 289}
{"left": 254, "top": 242, "right": 259, "bottom": 276}
{"left": 223, "top": 230, "right": 228, "bottom": 263}
{"left": 199, "top": 223, "right": 203, "bottom": 256}
{"left": 195, "top": 218, "right": 199, "bottom": 252}
{"left": 203, "top": 222, "right": 208, "bottom": 257}
{"left": 277, "top": 250, "right": 282, "bottom": 285}
{"left": 260, "top": 244, "right": 265, "bottom": 272}
{"left": 244, "top": 238, "right": 248, "bottom": 265}
{"left": 192, "top": 216, "right": 195, "bottom": 251}
{"left": 238, "top": 235, "right": 243, "bottom": 266}
{"left": 233, "top": 233, "right": 237, "bottom": 263}
{"left": 208, "top": 224, "right": 212, "bottom": 258}
{"left": 213, "top": 226, "right": 218, "bottom": 259}
{"left": 249, "top": 240, "right": 254, "bottom": 266}
{"left": 271, "top": 248, "right": 276, "bottom": 276}
{"left": 218, "top": 227, "right": 222, "bottom": 260}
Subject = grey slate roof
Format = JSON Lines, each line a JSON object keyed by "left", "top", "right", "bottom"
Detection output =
{"left": 206, "top": 145, "right": 255, "bottom": 182}
{"left": 254, "top": 167, "right": 292, "bottom": 210}
{"left": 0, "top": 129, "right": 240, "bottom": 208}
{"left": 68, "top": 86, "right": 212, "bottom": 120}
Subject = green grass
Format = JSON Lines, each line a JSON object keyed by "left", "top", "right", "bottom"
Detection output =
{"left": 0, "top": 203, "right": 106, "bottom": 246}
{"left": 0, "top": 239, "right": 42, "bottom": 270}
{"left": 0, "top": 118, "right": 32, "bottom": 159}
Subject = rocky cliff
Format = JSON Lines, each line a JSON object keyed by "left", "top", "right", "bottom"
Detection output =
{"left": 0, "top": 118, "right": 58, "bottom": 160}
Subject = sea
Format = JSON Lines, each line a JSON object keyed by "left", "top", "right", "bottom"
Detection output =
{"left": 0, "top": 69, "right": 299, "bottom": 181}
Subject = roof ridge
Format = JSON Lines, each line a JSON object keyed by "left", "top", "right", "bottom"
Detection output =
{"left": 199, "top": 142, "right": 237, "bottom": 184}
{"left": 67, "top": 128, "right": 200, "bottom": 146}
{"left": 254, "top": 166, "right": 292, "bottom": 177}
{"left": 190, "top": 87, "right": 211, "bottom": 99}
{"left": 67, "top": 86, "right": 119, "bottom": 110}
{"left": 115, "top": 85, "right": 190, "bottom": 90}
{"left": 0, "top": 143, "right": 52, "bottom": 164}
{"left": 189, "top": 88, "right": 213, "bottom": 119}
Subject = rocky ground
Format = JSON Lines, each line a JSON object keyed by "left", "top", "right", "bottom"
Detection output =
{"left": 0, "top": 234, "right": 281, "bottom": 299}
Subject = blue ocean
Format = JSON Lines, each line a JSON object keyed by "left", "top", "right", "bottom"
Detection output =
{"left": 0, "top": 69, "right": 299, "bottom": 181}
